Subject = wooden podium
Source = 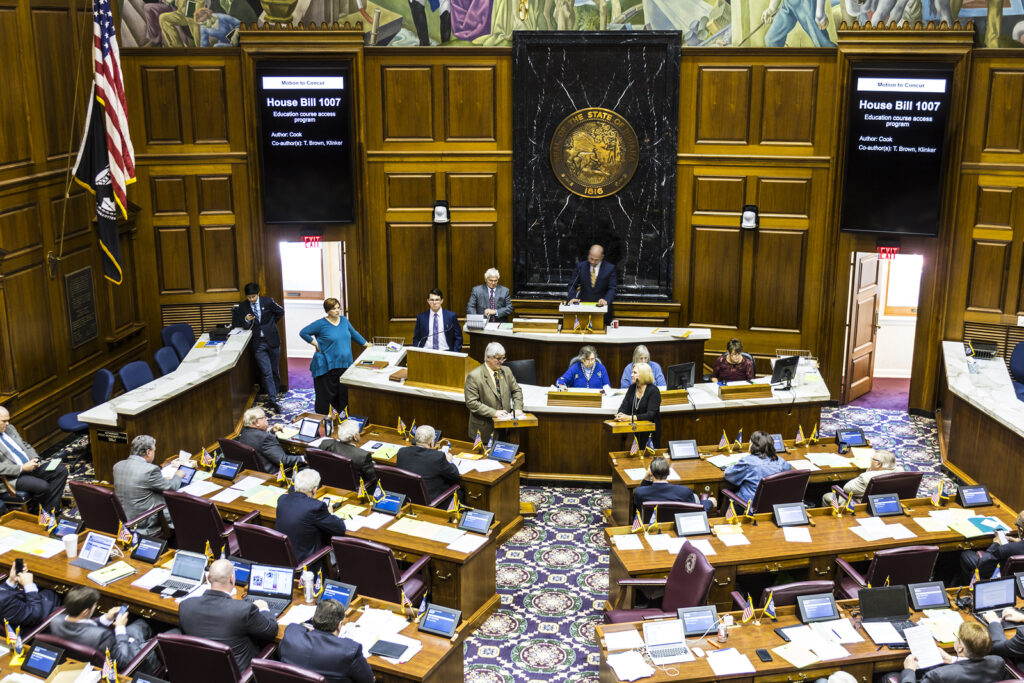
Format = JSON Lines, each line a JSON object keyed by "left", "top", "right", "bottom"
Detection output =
{"left": 602, "top": 419, "right": 656, "bottom": 435}
{"left": 718, "top": 383, "right": 773, "bottom": 400}
{"left": 404, "top": 348, "right": 479, "bottom": 392}
{"left": 493, "top": 413, "right": 538, "bottom": 429}
{"left": 558, "top": 304, "right": 606, "bottom": 334}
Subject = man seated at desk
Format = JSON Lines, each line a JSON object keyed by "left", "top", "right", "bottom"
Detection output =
{"left": 466, "top": 268, "right": 513, "bottom": 323}
{"left": 412, "top": 288, "right": 463, "bottom": 351}
{"left": 0, "top": 560, "right": 60, "bottom": 631}
{"left": 898, "top": 621, "right": 1004, "bottom": 683}
{"left": 821, "top": 450, "right": 898, "bottom": 508}
{"left": 464, "top": 342, "right": 524, "bottom": 443}
{"left": 113, "top": 435, "right": 183, "bottom": 537}
{"left": 396, "top": 425, "right": 461, "bottom": 504}
{"left": 556, "top": 345, "right": 611, "bottom": 390}
{"left": 236, "top": 407, "right": 304, "bottom": 474}
{"left": 318, "top": 420, "right": 378, "bottom": 490}
{"left": 276, "top": 468, "right": 346, "bottom": 562}
{"left": 0, "top": 405, "right": 69, "bottom": 515}
{"left": 49, "top": 586, "right": 157, "bottom": 672}
{"left": 635, "top": 456, "right": 715, "bottom": 515}
{"left": 567, "top": 244, "right": 616, "bottom": 325}
{"left": 279, "top": 599, "right": 374, "bottom": 683}
{"left": 961, "top": 510, "right": 1024, "bottom": 584}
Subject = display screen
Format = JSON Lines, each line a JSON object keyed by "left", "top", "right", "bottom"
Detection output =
{"left": 674, "top": 512, "right": 710, "bottom": 536}
{"left": 837, "top": 429, "right": 868, "bottom": 446}
{"left": 678, "top": 606, "right": 717, "bottom": 636}
{"left": 669, "top": 440, "right": 698, "bottom": 460}
{"left": 23, "top": 645, "right": 60, "bottom": 676}
{"left": 774, "top": 503, "right": 808, "bottom": 526}
{"left": 133, "top": 538, "right": 163, "bottom": 562}
{"left": 771, "top": 434, "right": 786, "bottom": 452}
{"left": 975, "top": 577, "right": 1016, "bottom": 610}
{"left": 909, "top": 582, "right": 948, "bottom": 609}
{"left": 255, "top": 62, "right": 354, "bottom": 224}
{"left": 248, "top": 564, "right": 294, "bottom": 598}
{"left": 489, "top": 442, "right": 519, "bottom": 463}
{"left": 78, "top": 532, "right": 114, "bottom": 565}
{"left": 869, "top": 494, "right": 902, "bottom": 516}
{"left": 419, "top": 606, "right": 460, "bottom": 637}
{"left": 176, "top": 465, "right": 197, "bottom": 486}
{"left": 214, "top": 460, "right": 242, "bottom": 480}
{"left": 459, "top": 510, "right": 493, "bottom": 534}
{"left": 799, "top": 594, "right": 839, "bottom": 622}
{"left": 840, "top": 64, "right": 954, "bottom": 237}
{"left": 171, "top": 552, "right": 208, "bottom": 582}
{"left": 53, "top": 518, "right": 80, "bottom": 537}
{"left": 321, "top": 581, "right": 355, "bottom": 609}
{"left": 961, "top": 485, "right": 991, "bottom": 507}
{"left": 373, "top": 493, "right": 404, "bottom": 515}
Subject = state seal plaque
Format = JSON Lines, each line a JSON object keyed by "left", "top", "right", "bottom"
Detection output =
{"left": 549, "top": 107, "right": 639, "bottom": 198}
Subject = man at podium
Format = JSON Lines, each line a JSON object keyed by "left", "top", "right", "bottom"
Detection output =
{"left": 464, "top": 342, "right": 524, "bottom": 442}
{"left": 413, "top": 288, "right": 463, "bottom": 351}
{"left": 567, "top": 244, "right": 616, "bottom": 325}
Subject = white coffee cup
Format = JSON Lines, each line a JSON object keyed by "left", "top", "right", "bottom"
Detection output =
{"left": 63, "top": 533, "right": 78, "bottom": 559}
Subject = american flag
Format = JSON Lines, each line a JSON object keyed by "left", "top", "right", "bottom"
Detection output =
{"left": 795, "top": 424, "right": 805, "bottom": 444}
{"left": 116, "top": 521, "right": 133, "bottom": 547}
{"left": 718, "top": 430, "right": 729, "bottom": 451}
{"left": 573, "top": 316, "right": 581, "bottom": 331}
{"left": 742, "top": 594, "right": 755, "bottom": 623}
{"left": 101, "top": 647, "right": 117, "bottom": 681}
{"left": 629, "top": 436, "right": 639, "bottom": 456}
{"left": 970, "top": 566, "right": 980, "bottom": 588}
{"left": 630, "top": 510, "right": 643, "bottom": 533}
{"left": 397, "top": 417, "right": 406, "bottom": 435}
{"left": 472, "top": 431, "right": 483, "bottom": 451}
{"left": 358, "top": 477, "right": 367, "bottom": 500}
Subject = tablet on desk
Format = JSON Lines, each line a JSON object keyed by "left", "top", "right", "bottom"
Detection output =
{"left": 371, "top": 492, "right": 406, "bottom": 516}
{"left": 319, "top": 580, "right": 356, "bottom": 609}
{"left": 292, "top": 417, "right": 322, "bottom": 443}
{"left": 457, "top": 508, "right": 494, "bottom": 535}
{"left": 176, "top": 465, "right": 197, "bottom": 486}
{"left": 773, "top": 502, "right": 809, "bottom": 527}
{"left": 797, "top": 593, "right": 840, "bottom": 623}
{"left": 958, "top": 484, "right": 991, "bottom": 508}
{"left": 130, "top": 536, "right": 167, "bottom": 564}
{"left": 488, "top": 441, "right": 519, "bottom": 463}
{"left": 21, "top": 642, "right": 63, "bottom": 678}
{"left": 668, "top": 440, "right": 699, "bottom": 460}
{"left": 677, "top": 605, "right": 719, "bottom": 637}
{"left": 418, "top": 603, "right": 461, "bottom": 638}
{"left": 837, "top": 428, "right": 869, "bottom": 448}
{"left": 867, "top": 493, "right": 903, "bottom": 517}
{"left": 50, "top": 516, "right": 82, "bottom": 538}
{"left": 907, "top": 581, "right": 950, "bottom": 610}
{"left": 674, "top": 511, "right": 710, "bottom": 537}
{"left": 368, "top": 640, "right": 409, "bottom": 659}
{"left": 213, "top": 459, "right": 242, "bottom": 482}
{"left": 770, "top": 434, "right": 787, "bottom": 453}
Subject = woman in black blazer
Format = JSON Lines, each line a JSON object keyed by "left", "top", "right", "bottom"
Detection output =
{"left": 614, "top": 362, "right": 662, "bottom": 447}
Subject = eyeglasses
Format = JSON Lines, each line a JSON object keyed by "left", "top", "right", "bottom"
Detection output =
{"left": 492, "top": 356, "right": 506, "bottom": 362}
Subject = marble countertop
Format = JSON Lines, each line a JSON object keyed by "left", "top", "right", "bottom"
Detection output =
{"left": 464, "top": 323, "right": 712, "bottom": 344}
{"left": 342, "top": 347, "right": 830, "bottom": 416}
{"left": 80, "top": 331, "right": 252, "bottom": 428}
{"left": 943, "top": 340, "right": 1024, "bottom": 439}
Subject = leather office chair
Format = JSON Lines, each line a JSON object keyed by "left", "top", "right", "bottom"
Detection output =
{"left": 0, "top": 479, "right": 31, "bottom": 512}
{"left": 150, "top": 633, "right": 269, "bottom": 683}
{"left": 1003, "top": 555, "right": 1024, "bottom": 576}
{"left": 70, "top": 481, "right": 166, "bottom": 535}
{"left": 605, "top": 540, "right": 714, "bottom": 623}
{"left": 161, "top": 323, "right": 196, "bottom": 350}
{"left": 170, "top": 331, "right": 194, "bottom": 361}
{"left": 118, "top": 360, "right": 154, "bottom": 392}
{"left": 731, "top": 580, "right": 835, "bottom": 611}
{"left": 831, "top": 471, "right": 924, "bottom": 504}
{"left": 57, "top": 368, "right": 115, "bottom": 435}
{"left": 233, "top": 521, "right": 333, "bottom": 574}
{"left": 33, "top": 632, "right": 106, "bottom": 667}
{"left": 218, "top": 438, "right": 266, "bottom": 473}
{"left": 721, "top": 469, "right": 810, "bottom": 514}
{"left": 154, "top": 346, "right": 180, "bottom": 376}
{"left": 504, "top": 359, "right": 537, "bottom": 386}
{"left": 251, "top": 659, "right": 326, "bottom": 683}
{"left": 639, "top": 500, "right": 704, "bottom": 524}
{"left": 162, "top": 490, "right": 258, "bottom": 556}
{"left": 376, "top": 464, "right": 459, "bottom": 509}
{"left": 1011, "top": 341, "right": 1024, "bottom": 399}
{"left": 835, "top": 545, "right": 940, "bottom": 600}
{"left": 304, "top": 448, "right": 361, "bottom": 491}
{"left": 331, "top": 536, "right": 429, "bottom": 605}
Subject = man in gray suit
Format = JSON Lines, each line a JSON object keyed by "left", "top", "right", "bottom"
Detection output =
{"left": 48, "top": 586, "right": 155, "bottom": 671}
{"left": 0, "top": 406, "right": 68, "bottom": 514}
{"left": 464, "top": 342, "right": 524, "bottom": 442}
{"left": 466, "top": 268, "right": 513, "bottom": 323}
{"left": 317, "top": 420, "right": 378, "bottom": 490}
{"left": 113, "top": 435, "right": 182, "bottom": 536}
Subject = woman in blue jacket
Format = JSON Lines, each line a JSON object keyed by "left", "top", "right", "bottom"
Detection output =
{"left": 556, "top": 345, "right": 611, "bottom": 389}
{"left": 299, "top": 298, "right": 370, "bottom": 415}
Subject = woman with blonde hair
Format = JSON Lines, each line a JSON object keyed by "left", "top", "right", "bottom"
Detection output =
{"left": 614, "top": 362, "right": 662, "bottom": 447}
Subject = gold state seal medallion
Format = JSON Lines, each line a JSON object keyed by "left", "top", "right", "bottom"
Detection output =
{"left": 549, "top": 107, "right": 639, "bottom": 198}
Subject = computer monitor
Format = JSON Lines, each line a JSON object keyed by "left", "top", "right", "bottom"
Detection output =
{"left": 771, "top": 356, "right": 800, "bottom": 389}
{"left": 668, "top": 440, "right": 699, "bottom": 460}
{"left": 666, "top": 363, "right": 695, "bottom": 390}
{"left": 796, "top": 593, "right": 840, "bottom": 623}
{"left": 907, "top": 581, "right": 950, "bottom": 610}
{"left": 958, "top": 485, "right": 991, "bottom": 508}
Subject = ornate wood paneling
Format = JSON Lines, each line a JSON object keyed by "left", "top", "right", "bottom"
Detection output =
{"left": 386, "top": 173, "right": 434, "bottom": 209}
{"left": 696, "top": 67, "right": 752, "bottom": 144}
{"left": 966, "top": 241, "right": 1009, "bottom": 313}
{"left": 156, "top": 225, "right": 194, "bottom": 294}
{"left": 0, "top": 6, "right": 32, "bottom": 174}
{"left": 0, "top": 204, "right": 43, "bottom": 256}
{"left": 5, "top": 263, "right": 57, "bottom": 391}
{"left": 750, "top": 229, "right": 806, "bottom": 332}
{"left": 386, "top": 222, "right": 437, "bottom": 319}
{"left": 30, "top": 7, "right": 82, "bottom": 160}
{"left": 690, "top": 227, "right": 743, "bottom": 328}
{"left": 443, "top": 66, "right": 497, "bottom": 141}
{"left": 962, "top": 57, "right": 1024, "bottom": 166}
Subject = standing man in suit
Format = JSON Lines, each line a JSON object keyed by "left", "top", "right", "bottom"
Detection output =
{"left": 278, "top": 600, "right": 374, "bottom": 683}
{"left": 179, "top": 559, "right": 278, "bottom": 670}
{"left": 48, "top": 586, "right": 156, "bottom": 672}
{"left": 466, "top": 268, "right": 513, "bottom": 323}
{"left": 275, "top": 469, "right": 346, "bottom": 562}
{"left": 567, "top": 244, "right": 617, "bottom": 325}
{"left": 412, "top": 288, "right": 463, "bottom": 351}
{"left": 0, "top": 406, "right": 68, "bottom": 515}
{"left": 899, "top": 621, "right": 1004, "bottom": 683}
{"left": 0, "top": 561, "right": 60, "bottom": 631}
{"left": 236, "top": 407, "right": 304, "bottom": 474}
{"left": 232, "top": 282, "right": 285, "bottom": 413}
{"left": 318, "top": 420, "right": 378, "bottom": 490}
{"left": 395, "top": 425, "right": 460, "bottom": 504}
{"left": 634, "top": 456, "right": 715, "bottom": 517}
{"left": 113, "top": 435, "right": 182, "bottom": 536}
{"left": 464, "top": 342, "right": 524, "bottom": 443}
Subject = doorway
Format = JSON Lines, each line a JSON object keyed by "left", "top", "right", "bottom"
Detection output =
{"left": 842, "top": 251, "right": 923, "bottom": 411}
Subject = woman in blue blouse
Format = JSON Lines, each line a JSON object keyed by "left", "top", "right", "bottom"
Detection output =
{"left": 619, "top": 345, "right": 667, "bottom": 388}
{"left": 299, "top": 297, "right": 371, "bottom": 415}
{"left": 723, "top": 430, "right": 792, "bottom": 505}
{"left": 555, "top": 345, "right": 611, "bottom": 390}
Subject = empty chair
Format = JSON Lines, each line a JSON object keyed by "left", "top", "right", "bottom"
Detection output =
{"left": 118, "top": 360, "right": 154, "bottom": 392}
{"left": 836, "top": 545, "right": 940, "bottom": 600}
{"left": 154, "top": 347, "right": 180, "bottom": 376}
{"left": 331, "top": 536, "right": 429, "bottom": 605}
{"left": 1011, "top": 341, "right": 1024, "bottom": 399}
{"left": 150, "top": 632, "right": 264, "bottom": 683}
{"left": 639, "top": 500, "right": 704, "bottom": 524}
{"left": 0, "top": 479, "right": 32, "bottom": 512}
{"left": 70, "top": 481, "right": 165, "bottom": 535}
{"left": 250, "top": 659, "right": 326, "bottom": 683}
{"left": 233, "top": 521, "right": 333, "bottom": 573}
{"left": 163, "top": 490, "right": 258, "bottom": 556}
{"left": 170, "top": 330, "right": 194, "bottom": 361}
{"left": 161, "top": 323, "right": 196, "bottom": 349}
{"left": 731, "top": 580, "right": 835, "bottom": 611}
{"left": 304, "top": 448, "right": 360, "bottom": 491}
{"left": 1003, "top": 555, "right": 1024, "bottom": 576}
{"left": 218, "top": 438, "right": 265, "bottom": 473}
{"left": 605, "top": 539, "right": 715, "bottom": 623}
{"left": 376, "top": 464, "right": 459, "bottom": 509}
{"left": 57, "top": 369, "right": 115, "bottom": 435}
{"left": 504, "top": 359, "right": 537, "bottom": 386}
{"left": 721, "top": 469, "right": 810, "bottom": 515}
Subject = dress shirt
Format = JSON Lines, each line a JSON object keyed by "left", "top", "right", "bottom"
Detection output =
{"left": 0, "top": 433, "right": 28, "bottom": 464}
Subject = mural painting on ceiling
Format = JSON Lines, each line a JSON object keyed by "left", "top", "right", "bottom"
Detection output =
{"left": 118, "top": 0, "right": 1024, "bottom": 48}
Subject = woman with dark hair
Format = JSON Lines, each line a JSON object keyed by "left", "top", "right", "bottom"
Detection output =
{"left": 723, "top": 430, "right": 792, "bottom": 504}
{"left": 299, "top": 298, "right": 370, "bottom": 415}
{"left": 711, "top": 338, "right": 755, "bottom": 383}
{"left": 556, "top": 345, "right": 611, "bottom": 390}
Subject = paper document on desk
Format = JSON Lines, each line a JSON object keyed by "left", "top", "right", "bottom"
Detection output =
{"left": 788, "top": 459, "right": 820, "bottom": 471}
{"left": 333, "top": 504, "right": 366, "bottom": 520}
{"left": 342, "top": 515, "right": 372, "bottom": 531}
{"left": 850, "top": 525, "right": 892, "bottom": 542}
{"left": 604, "top": 629, "right": 645, "bottom": 651}
{"left": 812, "top": 618, "right": 863, "bottom": 644}
{"left": 784, "top": 527, "right": 812, "bottom": 543}
{"left": 706, "top": 454, "right": 745, "bottom": 469}
{"left": 276, "top": 427, "right": 299, "bottom": 439}
{"left": 913, "top": 516, "right": 950, "bottom": 533}
{"left": 210, "top": 488, "right": 243, "bottom": 503}
{"left": 131, "top": 568, "right": 171, "bottom": 590}
{"left": 448, "top": 533, "right": 487, "bottom": 554}
{"left": 772, "top": 642, "right": 820, "bottom": 668}
{"left": 920, "top": 609, "right": 963, "bottom": 644}
{"left": 432, "top": 526, "right": 465, "bottom": 545}
{"left": 179, "top": 480, "right": 222, "bottom": 497}
{"left": 606, "top": 650, "right": 655, "bottom": 681}
{"left": 862, "top": 621, "right": 904, "bottom": 644}
{"left": 611, "top": 534, "right": 643, "bottom": 550}
{"left": 230, "top": 475, "right": 265, "bottom": 491}
{"left": 67, "top": 664, "right": 102, "bottom": 683}
{"left": 948, "top": 519, "right": 989, "bottom": 538}
{"left": 467, "top": 459, "right": 503, "bottom": 473}
{"left": 687, "top": 538, "right": 716, "bottom": 556}
{"left": 929, "top": 508, "right": 973, "bottom": 524}
{"left": 905, "top": 624, "right": 945, "bottom": 669}
{"left": 645, "top": 534, "right": 674, "bottom": 551}
{"left": 717, "top": 532, "right": 750, "bottom": 546}
{"left": 706, "top": 648, "right": 755, "bottom": 676}
{"left": 886, "top": 523, "right": 916, "bottom": 540}
{"left": 17, "top": 535, "right": 65, "bottom": 558}
{"left": 623, "top": 468, "right": 646, "bottom": 481}
{"left": 245, "top": 486, "right": 286, "bottom": 507}
{"left": 278, "top": 604, "right": 316, "bottom": 626}
{"left": 359, "top": 512, "right": 391, "bottom": 529}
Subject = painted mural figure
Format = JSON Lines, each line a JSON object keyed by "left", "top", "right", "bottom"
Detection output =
{"left": 195, "top": 7, "right": 240, "bottom": 45}
{"left": 762, "top": 0, "right": 835, "bottom": 46}
{"left": 410, "top": 0, "right": 452, "bottom": 44}
{"left": 159, "top": 0, "right": 202, "bottom": 47}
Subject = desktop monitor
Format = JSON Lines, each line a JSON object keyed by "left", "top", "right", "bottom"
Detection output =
{"left": 666, "top": 363, "right": 695, "bottom": 390}
{"left": 771, "top": 356, "right": 800, "bottom": 388}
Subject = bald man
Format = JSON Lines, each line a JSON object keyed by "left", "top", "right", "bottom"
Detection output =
{"left": 0, "top": 406, "right": 68, "bottom": 514}
{"left": 567, "top": 244, "right": 617, "bottom": 325}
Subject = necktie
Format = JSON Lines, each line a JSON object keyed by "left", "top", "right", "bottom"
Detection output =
{"left": 590, "top": 266, "right": 597, "bottom": 287}
{"left": 253, "top": 302, "right": 261, "bottom": 323}
{"left": 432, "top": 314, "right": 440, "bottom": 349}
{"left": 494, "top": 370, "right": 501, "bottom": 399}
{"left": 0, "top": 433, "right": 28, "bottom": 465}
{"left": 489, "top": 288, "right": 495, "bottom": 312}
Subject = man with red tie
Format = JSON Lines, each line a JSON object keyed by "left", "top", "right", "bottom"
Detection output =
{"left": 467, "top": 268, "right": 513, "bottom": 323}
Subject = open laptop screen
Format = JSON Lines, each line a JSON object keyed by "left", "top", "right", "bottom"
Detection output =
{"left": 859, "top": 586, "right": 910, "bottom": 621}
{"left": 248, "top": 564, "right": 295, "bottom": 598}
{"left": 975, "top": 577, "right": 1016, "bottom": 611}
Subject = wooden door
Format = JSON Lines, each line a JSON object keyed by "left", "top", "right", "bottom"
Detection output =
{"left": 843, "top": 253, "right": 881, "bottom": 403}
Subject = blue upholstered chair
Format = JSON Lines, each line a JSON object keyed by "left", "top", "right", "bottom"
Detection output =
{"left": 170, "top": 330, "right": 194, "bottom": 361}
{"left": 118, "top": 360, "right": 154, "bottom": 392}
{"left": 57, "top": 369, "right": 115, "bottom": 435}
{"left": 1010, "top": 341, "right": 1024, "bottom": 400}
{"left": 160, "top": 322, "right": 195, "bottom": 349}
{"left": 154, "top": 346, "right": 180, "bottom": 376}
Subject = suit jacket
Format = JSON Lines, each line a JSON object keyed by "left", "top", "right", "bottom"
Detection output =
{"left": 231, "top": 296, "right": 284, "bottom": 348}
{"left": 0, "top": 425, "right": 38, "bottom": 478}
{"left": 566, "top": 260, "right": 617, "bottom": 305}
{"left": 464, "top": 363, "right": 524, "bottom": 442}
{"left": 275, "top": 491, "right": 346, "bottom": 561}
{"left": 634, "top": 480, "right": 712, "bottom": 513}
{"left": 318, "top": 439, "right": 378, "bottom": 489}
{"left": 0, "top": 582, "right": 59, "bottom": 631}
{"left": 617, "top": 384, "right": 662, "bottom": 447}
{"left": 236, "top": 426, "right": 303, "bottom": 474}
{"left": 278, "top": 623, "right": 374, "bottom": 683}
{"left": 988, "top": 620, "right": 1024, "bottom": 664}
{"left": 899, "top": 655, "right": 1005, "bottom": 683}
{"left": 48, "top": 614, "right": 145, "bottom": 669}
{"left": 466, "top": 284, "right": 513, "bottom": 322}
{"left": 412, "top": 308, "right": 463, "bottom": 351}
{"left": 113, "top": 454, "right": 181, "bottom": 535}
{"left": 178, "top": 589, "right": 278, "bottom": 670}
{"left": 395, "top": 445, "right": 460, "bottom": 503}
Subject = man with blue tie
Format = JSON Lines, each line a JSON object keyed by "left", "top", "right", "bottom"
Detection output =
{"left": 231, "top": 282, "right": 285, "bottom": 413}
{"left": 0, "top": 406, "right": 68, "bottom": 514}
{"left": 567, "top": 244, "right": 617, "bottom": 325}
{"left": 412, "top": 288, "right": 463, "bottom": 352}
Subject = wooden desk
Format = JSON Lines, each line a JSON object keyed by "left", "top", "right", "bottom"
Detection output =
{"left": 605, "top": 499, "right": 1015, "bottom": 611}
{"left": 608, "top": 438, "right": 864, "bottom": 526}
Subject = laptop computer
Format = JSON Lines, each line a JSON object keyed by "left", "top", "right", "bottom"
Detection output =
{"left": 966, "top": 340, "right": 998, "bottom": 360}
{"left": 974, "top": 576, "right": 1019, "bottom": 629}
{"left": 243, "top": 563, "right": 294, "bottom": 618}
{"left": 292, "top": 418, "right": 323, "bottom": 443}
{"left": 859, "top": 586, "right": 916, "bottom": 637}
{"left": 641, "top": 618, "right": 692, "bottom": 665}
{"left": 69, "top": 532, "right": 116, "bottom": 571}
{"left": 155, "top": 550, "right": 208, "bottom": 594}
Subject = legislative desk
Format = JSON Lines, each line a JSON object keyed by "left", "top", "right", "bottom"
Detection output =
{"left": 606, "top": 499, "right": 1015, "bottom": 611}
{"left": 79, "top": 331, "right": 255, "bottom": 482}
{"left": 343, "top": 347, "right": 830, "bottom": 481}
{"left": 609, "top": 437, "right": 866, "bottom": 526}
{"left": 464, "top": 324, "right": 711, "bottom": 388}
{"left": 941, "top": 340, "right": 1024, "bottom": 512}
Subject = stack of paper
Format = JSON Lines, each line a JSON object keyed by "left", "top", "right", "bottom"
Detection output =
{"left": 179, "top": 480, "right": 222, "bottom": 497}
{"left": 862, "top": 621, "right": 904, "bottom": 644}
{"left": 244, "top": 486, "right": 286, "bottom": 507}
{"left": 777, "top": 625, "right": 850, "bottom": 660}
{"left": 713, "top": 525, "right": 749, "bottom": 546}
{"left": 456, "top": 459, "right": 503, "bottom": 474}
{"left": 706, "top": 648, "right": 755, "bottom": 676}
{"left": 448, "top": 534, "right": 487, "bottom": 553}
{"left": 706, "top": 454, "right": 746, "bottom": 470}
{"left": 905, "top": 624, "right": 945, "bottom": 668}
{"left": 623, "top": 468, "right": 646, "bottom": 481}
{"left": 278, "top": 604, "right": 316, "bottom": 625}
{"left": 604, "top": 629, "right": 644, "bottom": 651}
{"left": 230, "top": 475, "right": 266, "bottom": 491}
{"left": 611, "top": 534, "right": 643, "bottom": 550}
{"left": 788, "top": 459, "right": 820, "bottom": 471}
{"left": 334, "top": 503, "right": 367, "bottom": 519}
{"left": 131, "top": 568, "right": 170, "bottom": 590}
{"left": 606, "top": 650, "right": 654, "bottom": 680}
{"left": 784, "top": 527, "right": 812, "bottom": 543}
{"left": 772, "top": 642, "right": 819, "bottom": 668}
{"left": 920, "top": 609, "right": 964, "bottom": 644}
{"left": 811, "top": 618, "right": 863, "bottom": 644}
{"left": 849, "top": 517, "right": 917, "bottom": 542}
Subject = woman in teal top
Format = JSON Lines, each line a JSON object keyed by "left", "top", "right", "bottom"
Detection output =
{"left": 299, "top": 297, "right": 370, "bottom": 415}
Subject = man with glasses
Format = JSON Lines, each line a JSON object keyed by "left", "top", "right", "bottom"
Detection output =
{"left": 464, "top": 342, "right": 523, "bottom": 442}
{"left": 960, "top": 510, "right": 1024, "bottom": 584}
{"left": 412, "top": 288, "right": 463, "bottom": 352}
{"left": 820, "top": 450, "right": 897, "bottom": 507}
{"left": 466, "top": 268, "right": 513, "bottom": 323}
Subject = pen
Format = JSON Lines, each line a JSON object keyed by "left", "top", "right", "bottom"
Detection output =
{"left": 705, "top": 639, "right": 720, "bottom": 650}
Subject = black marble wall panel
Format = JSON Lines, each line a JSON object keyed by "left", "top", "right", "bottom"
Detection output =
{"left": 512, "top": 31, "right": 681, "bottom": 301}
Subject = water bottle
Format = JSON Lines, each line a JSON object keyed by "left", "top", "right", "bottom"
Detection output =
{"left": 301, "top": 570, "right": 314, "bottom": 604}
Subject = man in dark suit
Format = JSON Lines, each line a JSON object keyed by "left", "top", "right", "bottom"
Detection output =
{"left": 412, "top": 288, "right": 463, "bottom": 351}
{"left": 395, "top": 425, "right": 460, "bottom": 504}
{"left": 960, "top": 511, "right": 1024, "bottom": 584}
{"left": 231, "top": 282, "right": 285, "bottom": 413}
{"left": 466, "top": 268, "right": 513, "bottom": 323}
{"left": 179, "top": 559, "right": 278, "bottom": 670}
{"left": 236, "top": 407, "right": 304, "bottom": 474}
{"left": 899, "top": 621, "right": 1004, "bottom": 683}
{"left": 48, "top": 586, "right": 155, "bottom": 671}
{"left": 0, "top": 561, "right": 60, "bottom": 631}
{"left": 276, "top": 468, "right": 346, "bottom": 562}
{"left": 279, "top": 599, "right": 374, "bottom": 683}
{"left": 566, "top": 244, "right": 617, "bottom": 325}
{"left": 318, "top": 420, "right": 378, "bottom": 490}
{"left": 0, "top": 406, "right": 68, "bottom": 515}
{"left": 634, "top": 456, "right": 715, "bottom": 517}
{"left": 985, "top": 602, "right": 1024, "bottom": 665}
